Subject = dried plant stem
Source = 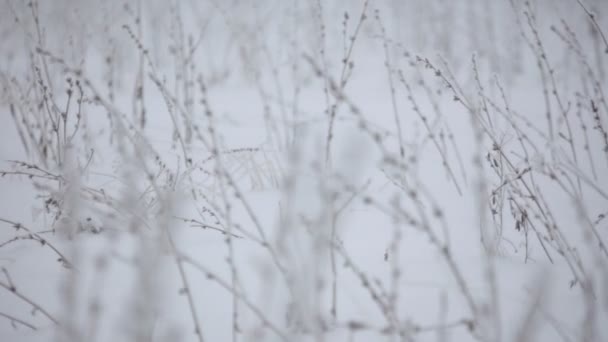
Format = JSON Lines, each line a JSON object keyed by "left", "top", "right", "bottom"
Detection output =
{"left": 180, "top": 254, "right": 288, "bottom": 342}
{"left": 0, "top": 311, "right": 37, "bottom": 331}
{"left": 165, "top": 229, "right": 205, "bottom": 342}
{"left": 575, "top": 0, "right": 608, "bottom": 54}
{"left": 0, "top": 280, "right": 58, "bottom": 325}
{"left": 397, "top": 69, "right": 463, "bottom": 195}
{"left": 0, "top": 218, "right": 72, "bottom": 268}
{"left": 325, "top": 0, "right": 369, "bottom": 164}
{"left": 376, "top": 9, "right": 405, "bottom": 160}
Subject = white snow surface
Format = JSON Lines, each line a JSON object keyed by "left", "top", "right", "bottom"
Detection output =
{"left": 1, "top": 1, "right": 607, "bottom": 342}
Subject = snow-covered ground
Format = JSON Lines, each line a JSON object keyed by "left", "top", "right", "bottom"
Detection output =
{"left": 1, "top": 1, "right": 607, "bottom": 341}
